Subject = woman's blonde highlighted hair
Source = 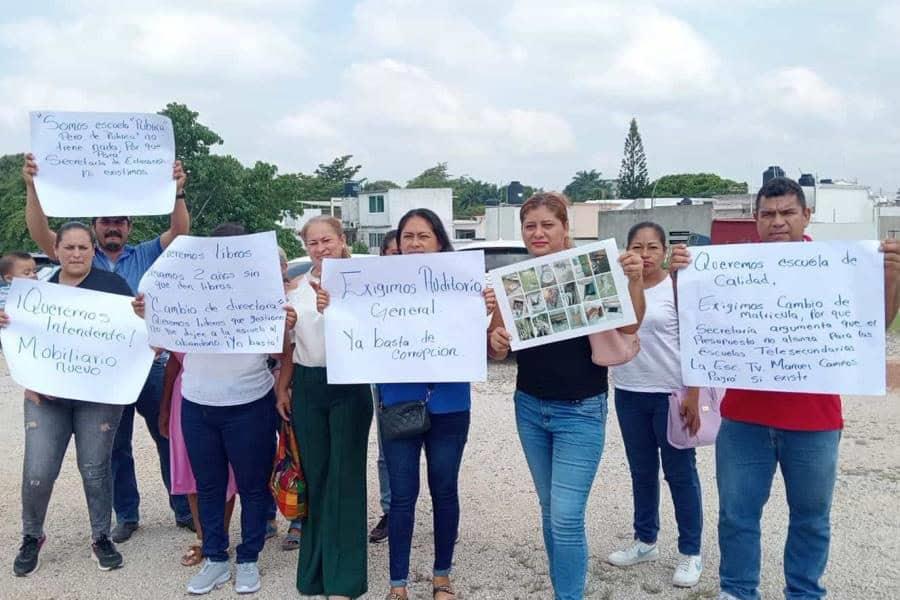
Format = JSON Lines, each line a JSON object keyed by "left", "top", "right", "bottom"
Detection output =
{"left": 300, "top": 215, "right": 351, "bottom": 258}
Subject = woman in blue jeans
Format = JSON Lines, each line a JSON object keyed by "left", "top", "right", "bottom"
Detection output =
{"left": 371, "top": 209, "right": 494, "bottom": 600}
{"left": 607, "top": 222, "right": 704, "bottom": 588}
{"left": 488, "top": 193, "right": 645, "bottom": 600}
{"left": 134, "top": 223, "right": 296, "bottom": 596}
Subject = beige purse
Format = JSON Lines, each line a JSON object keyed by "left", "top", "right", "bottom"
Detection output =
{"left": 588, "top": 330, "right": 640, "bottom": 366}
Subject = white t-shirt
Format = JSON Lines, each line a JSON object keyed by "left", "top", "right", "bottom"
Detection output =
{"left": 181, "top": 354, "right": 274, "bottom": 406}
{"left": 610, "top": 275, "right": 682, "bottom": 393}
{"left": 287, "top": 274, "right": 327, "bottom": 368}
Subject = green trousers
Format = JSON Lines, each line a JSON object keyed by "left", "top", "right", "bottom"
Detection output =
{"left": 292, "top": 364, "right": 373, "bottom": 598}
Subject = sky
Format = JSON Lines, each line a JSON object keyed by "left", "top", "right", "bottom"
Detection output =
{"left": 2, "top": 0, "right": 899, "bottom": 196}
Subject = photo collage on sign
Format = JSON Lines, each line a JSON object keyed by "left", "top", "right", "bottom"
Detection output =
{"left": 502, "top": 248, "right": 623, "bottom": 342}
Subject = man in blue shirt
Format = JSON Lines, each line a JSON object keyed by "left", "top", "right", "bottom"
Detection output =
{"left": 23, "top": 152, "right": 193, "bottom": 541}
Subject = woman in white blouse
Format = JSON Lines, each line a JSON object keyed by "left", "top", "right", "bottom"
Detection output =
{"left": 607, "top": 222, "right": 704, "bottom": 589}
{"left": 276, "top": 216, "right": 373, "bottom": 600}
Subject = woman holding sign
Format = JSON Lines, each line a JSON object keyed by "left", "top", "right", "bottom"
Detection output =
{"left": 368, "top": 209, "right": 495, "bottom": 600}
{"left": 4, "top": 222, "right": 133, "bottom": 576}
{"left": 276, "top": 215, "right": 373, "bottom": 600}
{"left": 487, "top": 193, "right": 645, "bottom": 600}
{"left": 133, "top": 223, "right": 297, "bottom": 596}
{"left": 606, "top": 222, "right": 704, "bottom": 588}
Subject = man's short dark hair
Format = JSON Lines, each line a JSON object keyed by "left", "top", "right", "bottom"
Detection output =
{"left": 91, "top": 216, "right": 131, "bottom": 225}
{"left": 755, "top": 177, "right": 806, "bottom": 212}
{"left": 211, "top": 222, "right": 247, "bottom": 237}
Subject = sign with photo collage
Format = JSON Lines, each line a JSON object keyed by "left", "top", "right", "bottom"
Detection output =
{"left": 490, "top": 239, "right": 637, "bottom": 351}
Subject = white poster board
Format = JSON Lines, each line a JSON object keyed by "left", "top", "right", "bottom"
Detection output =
{"left": 677, "top": 241, "right": 885, "bottom": 395}
{"left": 138, "top": 231, "right": 286, "bottom": 353}
{"left": 0, "top": 279, "right": 155, "bottom": 404}
{"left": 321, "top": 251, "right": 488, "bottom": 384}
{"left": 30, "top": 111, "right": 176, "bottom": 217}
{"left": 490, "top": 239, "right": 636, "bottom": 351}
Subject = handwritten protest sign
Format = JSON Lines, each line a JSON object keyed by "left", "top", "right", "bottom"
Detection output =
{"left": 0, "top": 279, "right": 154, "bottom": 404}
{"left": 678, "top": 241, "right": 885, "bottom": 395}
{"left": 30, "top": 111, "right": 175, "bottom": 217}
{"left": 321, "top": 251, "right": 487, "bottom": 384}
{"left": 138, "top": 231, "right": 286, "bottom": 353}
{"left": 490, "top": 239, "right": 636, "bottom": 351}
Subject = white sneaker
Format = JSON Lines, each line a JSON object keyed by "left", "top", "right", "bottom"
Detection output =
{"left": 717, "top": 593, "right": 740, "bottom": 600}
{"left": 234, "top": 562, "right": 261, "bottom": 594}
{"left": 607, "top": 540, "right": 659, "bottom": 567}
{"left": 187, "top": 559, "right": 231, "bottom": 594}
{"left": 673, "top": 554, "right": 703, "bottom": 587}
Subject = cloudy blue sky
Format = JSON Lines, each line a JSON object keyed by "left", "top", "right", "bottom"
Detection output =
{"left": 2, "top": 0, "right": 899, "bottom": 196}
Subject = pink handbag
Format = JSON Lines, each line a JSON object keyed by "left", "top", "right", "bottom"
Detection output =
{"left": 588, "top": 330, "right": 640, "bottom": 366}
{"left": 667, "top": 387, "right": 724, "bottom": 449}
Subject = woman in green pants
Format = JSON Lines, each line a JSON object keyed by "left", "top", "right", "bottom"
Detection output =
{"left": 276, "top": 216, "right": 373, "bottom": 599}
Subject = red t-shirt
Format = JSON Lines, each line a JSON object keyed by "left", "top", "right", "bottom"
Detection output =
{"left": 719, "top": 234, "right": 844, "bottom": 431}
{"left": 722, "top": 389, "right": 843, "bottom": 431}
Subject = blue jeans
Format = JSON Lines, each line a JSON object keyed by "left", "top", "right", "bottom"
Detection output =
{"left": 515, "top": 390, "right": 607, "bottom": 600}
{"left": 717, "top": 418, "right": 840, "bottom": 600}
{"left": 382, "top": 410, "right": 470, "bottom": 588}
{"left": 181, "top": 391, "right": 277, "bottom": 563}
{"left": 614, "top": 388, "right": 703, "bottom": 555}
{"left": 111, "top": 359, "right": 190, "bottom": 524}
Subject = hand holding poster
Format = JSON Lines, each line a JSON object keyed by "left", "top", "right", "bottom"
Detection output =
{"left": 30, "top": 111, "right": 176, "bottom": 217}
{"left": 490, "top": 239, "right": 637, "bottom": 351}
{"left": 0, "top": 279, "right": 155, "bottom": 404}
{"left": 138, "top": 231, "right": 286, "bottom": 353}
{"left": 677, "top": 241, "right": 885, "bottom": 395}
{"left": 321, "top": 252, "right": 487, "bottom": 384}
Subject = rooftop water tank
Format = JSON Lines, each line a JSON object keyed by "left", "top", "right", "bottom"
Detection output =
{"left": 763, "top": 165, "right": 786, "bottom": 186}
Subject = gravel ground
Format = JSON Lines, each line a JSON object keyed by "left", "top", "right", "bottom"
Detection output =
{"left": 1, "top": 358, "right": 898, "bottom": 599}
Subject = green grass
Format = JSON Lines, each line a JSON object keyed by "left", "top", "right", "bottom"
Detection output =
{"left": 891, "top": 314, "right": 900, "bottom": 333}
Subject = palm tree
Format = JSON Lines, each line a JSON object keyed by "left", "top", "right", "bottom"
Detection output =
{"left": 564, "top": 169, "right": 612, "bottom": 201}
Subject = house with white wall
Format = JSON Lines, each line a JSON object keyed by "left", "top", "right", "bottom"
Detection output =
{"left": 803, "top": 181, "right": 877, "bottom": 240}
{"left": 342, "top": 188, "right": 454, "bottom": 252}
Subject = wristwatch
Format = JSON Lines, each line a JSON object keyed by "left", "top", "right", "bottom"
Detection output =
{"left": 176, "top": 191, "right": 186, "bottom": 199}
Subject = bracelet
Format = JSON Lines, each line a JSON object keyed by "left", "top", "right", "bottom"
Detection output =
{"left": 175, "top": 192, "right": 186, "bottom": 199}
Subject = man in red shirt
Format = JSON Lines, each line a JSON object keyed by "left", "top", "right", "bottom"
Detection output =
{"left": 670, "top": 177, "right": 900, "bottom": 600}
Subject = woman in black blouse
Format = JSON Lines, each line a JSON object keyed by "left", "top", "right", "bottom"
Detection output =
{"left": 488, "top": 193, "right": 644, "bottom": 600}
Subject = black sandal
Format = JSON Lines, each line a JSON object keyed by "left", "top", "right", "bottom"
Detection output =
{"left": 433, "top": 584, "right": 456, "bottom": 599}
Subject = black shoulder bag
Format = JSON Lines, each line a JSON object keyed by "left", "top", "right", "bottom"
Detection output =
{"left": 378, "top": 384, "right": 433, "bottom": 440}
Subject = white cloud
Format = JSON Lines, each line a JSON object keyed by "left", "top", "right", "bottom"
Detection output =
{"left": 275, "top": 59, "right": 575, "bottom": 179}
{"left": 592, "top": 10, "right": 720, "bottom": 99}
{"left": 757, "top": 67, "right": 883, "bottom": 126}
{"left": 503, "top": 1, "right": 723, "bottom": 104}
{"left": 353, "top": 0, "right": 510, "bottom": 69}
{"left": 765, "top": 67, "right": 846, "bottom": 120}
{"left": 0, "top": 12, "right": 306, "bottom": 85}
{"left": 0, "top": 0, "right": 897, "bottom": 194}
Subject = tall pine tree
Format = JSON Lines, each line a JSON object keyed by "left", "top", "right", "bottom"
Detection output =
{"left": 617, "top": 118, "right": 650, "bottom": 199}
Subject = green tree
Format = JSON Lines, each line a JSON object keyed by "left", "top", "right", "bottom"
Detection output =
{"left": 618, "top": 118, "right": 650, "bottom": 199}
{"left": 162, "top": 102, "right": 223, "bottom": 162}
{"left": 362, "top": 179, "right": 401, "bottom": 192}
{"left": 0, "top": 153, "right": 37, "bottom": 253}
{"left": 351, "top": 240, "right": 370, "bottom": 255}
{"left": 406, "top": 163, "right": 451, "bottom": 188}
{"left": 315, "top": 155, "right": 362, "bottom": 197}
{"left": 650, "top": 173, "right": 748, "bottom": 197}
{"left": 563, "top": 169, "right": 614, "bottom": 201}
{"left": 454, "top": 177, "right": 499, "bottom": 217}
